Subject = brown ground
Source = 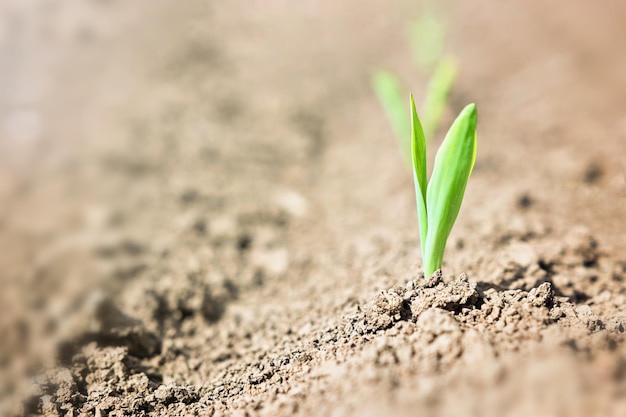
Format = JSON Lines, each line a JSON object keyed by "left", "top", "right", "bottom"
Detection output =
{"left": 1, "top": 0, "right": 626, "bottom": 416}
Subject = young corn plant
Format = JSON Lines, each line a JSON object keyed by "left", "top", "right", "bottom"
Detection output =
{"left": 371, "top": 9, "right": 457, "bottom": 165}
{"left": 410, "top": 94, "right": 477, "bottom": 276}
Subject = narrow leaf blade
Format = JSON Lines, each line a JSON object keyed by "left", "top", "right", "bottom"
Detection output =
{"left": 424, "top": 103, "right": 477, "bottom": 275}
{"left": 410, "top": 94, "right": 428, "bottom": 261}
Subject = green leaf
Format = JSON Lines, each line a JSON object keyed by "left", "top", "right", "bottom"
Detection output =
{"left": 421, "top": 57, "right": 458, "bottom": 139}
{"left": 410, "top": 94, "right": 428, "bottom": 261}
{"left": 372, "top": 70, "right": 411, "bottom": 164}
{"left": 423, "top": 103, "right": 477, "bottom": 276}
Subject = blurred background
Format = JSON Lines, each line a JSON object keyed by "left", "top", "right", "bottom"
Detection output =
{"left": 1, "top": 0, "right": 625, "bottom": 416}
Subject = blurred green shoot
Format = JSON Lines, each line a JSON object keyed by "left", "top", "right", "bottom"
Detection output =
{"left": 409, "top": 14, "right": 445, "bottom": 71}
{"left": 410, "top": 95, "right": 477, "bottom": 276}
{"left": 421, "top": 57, "right": 458, "bottom": 140}
{"left": 372, "top": 57, "right": 458, "bottom": 163}
{"left": 372, "top": 70, "right": 411, "bottom": 164}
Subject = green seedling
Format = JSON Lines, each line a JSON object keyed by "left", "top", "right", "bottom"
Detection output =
{"left": 410, "top": 95, "right": 477, "bottom": 276}
{"left": 372, "top": 59, "right": 458, "bottom": 164}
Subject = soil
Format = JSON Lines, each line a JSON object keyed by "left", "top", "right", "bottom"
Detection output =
{"left": 1, "top": 0, "right": 626, "bottom": 416}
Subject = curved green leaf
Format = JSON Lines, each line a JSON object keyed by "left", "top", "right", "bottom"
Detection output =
{"left": 424, "top": 103, "right": 477, "bottom": 276}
